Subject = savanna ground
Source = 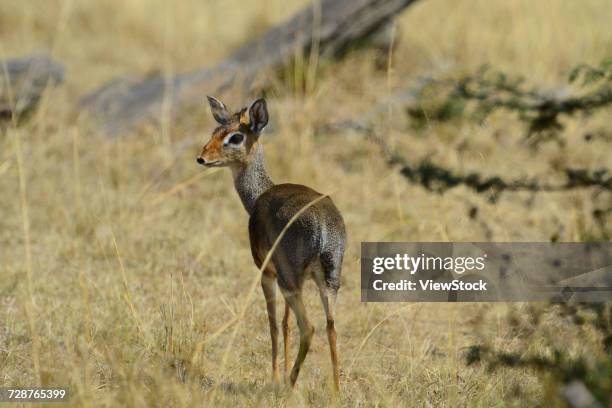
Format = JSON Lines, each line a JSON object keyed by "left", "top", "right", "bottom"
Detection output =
{"left": 1, "top": 0, "right": 611, "bottom": 406}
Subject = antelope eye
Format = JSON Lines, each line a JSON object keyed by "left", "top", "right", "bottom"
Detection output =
{"left": 226, "top": 133, "right": 244, "bottom": 146}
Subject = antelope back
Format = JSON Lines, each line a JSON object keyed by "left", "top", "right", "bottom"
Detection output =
{"left": 248, "top": 183, "right": 346, "bottom": 290}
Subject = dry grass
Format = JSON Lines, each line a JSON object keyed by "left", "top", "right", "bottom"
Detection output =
{"left": 1, "top": 0, "right": 611, "bottom": 406}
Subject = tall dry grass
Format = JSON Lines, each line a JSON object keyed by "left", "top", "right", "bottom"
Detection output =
{"left": 1, "top": 0, "right": 611, "bottom": 406}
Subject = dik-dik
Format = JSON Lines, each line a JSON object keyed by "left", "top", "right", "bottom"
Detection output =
{"left": 197, "top": 97, "right": 346, "bottom": 390}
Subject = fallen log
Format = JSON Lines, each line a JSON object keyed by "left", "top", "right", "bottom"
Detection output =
{"left": 0, "top": 53, "right": 64, "bottom": 122}
{"left": 80, "top": 0, "right": 420, "bottom": 136}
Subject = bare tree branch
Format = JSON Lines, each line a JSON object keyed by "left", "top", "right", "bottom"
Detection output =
{"left": 325, "top": 119, "right": 612, "bottom": 201}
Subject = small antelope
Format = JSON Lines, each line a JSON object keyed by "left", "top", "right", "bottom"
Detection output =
{"left": 197, "top": 97, "right": 346, "bottom": 390}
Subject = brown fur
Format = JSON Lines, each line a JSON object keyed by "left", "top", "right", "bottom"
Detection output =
{"left": 198, "top": 97, "right": 346, "bottom": 390}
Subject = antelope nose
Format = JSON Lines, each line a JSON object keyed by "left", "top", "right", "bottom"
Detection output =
{"left": 196, "top": 157, "right": 205, "bottom": 165}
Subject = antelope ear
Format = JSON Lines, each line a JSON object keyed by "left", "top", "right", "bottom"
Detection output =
{"left": 206, "top": 96, "right": 230, "bottom": 124}
{"left": 240, "top": 98, "right": 268, "bottom": 133}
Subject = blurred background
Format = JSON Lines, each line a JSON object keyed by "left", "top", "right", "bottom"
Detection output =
{"left": 1, "top": 0, "right": 611, "bottom": 406}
